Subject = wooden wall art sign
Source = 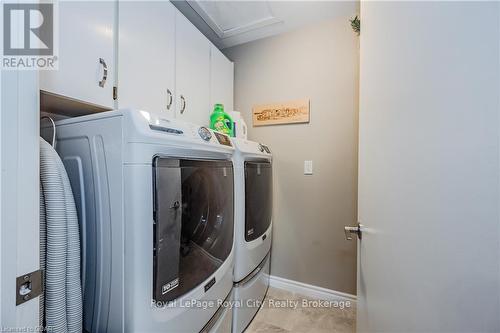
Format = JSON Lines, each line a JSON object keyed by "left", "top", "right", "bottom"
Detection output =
{"left": 252, "top": 98, "right": 310, "bottom": 126}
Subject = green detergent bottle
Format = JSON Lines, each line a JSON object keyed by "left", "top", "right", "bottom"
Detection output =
{"left": 210, "top": 103, "right": 234, "bottom": 137}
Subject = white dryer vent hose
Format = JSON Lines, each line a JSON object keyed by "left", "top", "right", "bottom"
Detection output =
{"left": 40, "top": 138, "right": 82, "bottom": 333}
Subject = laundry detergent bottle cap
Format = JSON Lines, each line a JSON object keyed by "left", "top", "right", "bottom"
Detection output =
{"left": 210, "top": 103, "right": 234, "bottom": 137}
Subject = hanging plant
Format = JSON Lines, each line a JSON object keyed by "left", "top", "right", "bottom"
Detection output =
{"left": 350, "top": 15, "right": 360, "bottom": 35}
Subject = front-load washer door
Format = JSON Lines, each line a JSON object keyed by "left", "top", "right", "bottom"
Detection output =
{"left": 153, "top": 157, "right": 234, "bottom": 302}
{"left": 244, "top": 160, "right": 272, "bottom": 242}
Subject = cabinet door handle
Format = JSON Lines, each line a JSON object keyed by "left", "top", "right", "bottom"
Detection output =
{"left": 98, "top": 58, "right": 108, "bottom": 88}
{"left": 180, "top": 95, "right": 186, "bottom": 114}
{"left": 166, "top": 89, "right": 173, "bottom": 110}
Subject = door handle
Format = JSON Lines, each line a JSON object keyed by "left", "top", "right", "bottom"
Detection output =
{"left": 344, "top": 223, "right": 362, "bottom": 240}
{"left": 166, "top": 89, "right": 173, "bottom": 110}
{"left": 180, "top": 95, "right": 186, "bottom": 114}
{"left": 98, "top": 58, "right": 108, "bottom": 88}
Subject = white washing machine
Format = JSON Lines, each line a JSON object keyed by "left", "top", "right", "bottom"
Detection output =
{"left": 230, "top": 138, "right": 273, "bottom": 333}
{"left": 53, "top": 109, "right": 235, "bottom": 332}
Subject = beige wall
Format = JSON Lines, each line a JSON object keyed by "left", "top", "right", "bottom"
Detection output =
{"left": 224, "top": 16, "right": 359, "bottom": 294}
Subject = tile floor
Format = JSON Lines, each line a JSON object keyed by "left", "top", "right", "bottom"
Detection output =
{"left": 245, "top": 287, "right": 356, "bottom": 333}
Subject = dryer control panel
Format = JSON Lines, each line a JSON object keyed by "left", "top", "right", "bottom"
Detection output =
{"left": 231, "top": 138, "right": 272, "bottom": 156}
{"left": 258, "top": 143, "right": 271, "bottom": 154}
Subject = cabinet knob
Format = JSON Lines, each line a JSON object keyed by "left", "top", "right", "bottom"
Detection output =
{"left": 180, "top": 95, "right": 186, "bottom": 114}
{"left": 166, "top": 89, "right": 173, "bottom": 110}
{"left": 98, "top": 58, "right": 108, "bottom": 88}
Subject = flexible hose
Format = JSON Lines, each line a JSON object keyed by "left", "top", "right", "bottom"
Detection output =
{"left": 60, "top": 154, "right": 82, "bottom": 333}
{"left": 40, "top": 138, "right": 82, "bottom": 333}
{"left": 39, "top": 180, "right": 46, "bottom": 328}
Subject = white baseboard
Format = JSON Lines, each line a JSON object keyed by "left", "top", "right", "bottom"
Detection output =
{"left": 268, "top": 275, "right": 357, "bottom": 302}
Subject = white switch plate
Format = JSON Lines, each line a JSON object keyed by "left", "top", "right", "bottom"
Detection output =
{"left": 304, "top": 160, "right": 313, "bottom": 175}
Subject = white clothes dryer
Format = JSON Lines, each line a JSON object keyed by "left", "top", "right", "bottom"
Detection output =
{"left": 230, "top": 138, "right": 273, "bottom": 333}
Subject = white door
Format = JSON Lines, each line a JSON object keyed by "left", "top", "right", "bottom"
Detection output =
{"left": 40, "top": 1, "right": 115, "bottom": 108}
{"left": 118, "top": 0, "right": 175, "bottom": 116}
{"left": 355, "top": 2, "right": 500, "bottom": 332}
{"left": 175, "top": 10, "right": 210, "bottom": 126}
{"left": 210, "top": 45, "right": 234, "bottom": 112}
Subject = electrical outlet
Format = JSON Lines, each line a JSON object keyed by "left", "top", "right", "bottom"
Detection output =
{"left": 304, "top": 160, "right": 313, "bottom": 175}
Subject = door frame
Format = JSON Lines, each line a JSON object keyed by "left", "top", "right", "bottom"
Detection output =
{"left": 0, "top": 58, "right": 40, "bottom": 328}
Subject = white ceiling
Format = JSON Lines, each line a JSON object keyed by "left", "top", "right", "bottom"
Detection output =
{"left": 172, "top": 1, "right": 358, "bottom": 49}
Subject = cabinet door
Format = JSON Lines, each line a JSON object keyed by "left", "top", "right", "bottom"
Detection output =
{"left": 175, "top": 11, "right": 211, "bottom": 126}
{"left": 40, "top": 1, "right": 115, "bottom": 108}
{"left": 210, "top": 45, "right": 234, "bottom": 111}
{"left": 118, "top": 1, "right": 175, "bottom": 116}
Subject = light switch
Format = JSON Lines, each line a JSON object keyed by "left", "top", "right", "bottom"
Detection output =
{"left": 304, "top": 160, "right": 313, "bottom": 175}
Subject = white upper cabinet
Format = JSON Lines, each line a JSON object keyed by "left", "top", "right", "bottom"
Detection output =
{"left": 40, "top": 1, "right": 115, "bottom": 108}
{"left": 175, "top": 10, "right": 211, "bottom": 126}
{"left": 41, "top": 1, "right": 233, "bottom": 124}
{"left": 210, "top": 45, "right": 234, "bottom": 112}
{"left": 118, "top": 1, "right": 175, "bottom": 116}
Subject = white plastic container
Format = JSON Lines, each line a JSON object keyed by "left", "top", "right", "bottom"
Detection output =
{"left": 230, "top": 111, "right": 248, "bottom": 139}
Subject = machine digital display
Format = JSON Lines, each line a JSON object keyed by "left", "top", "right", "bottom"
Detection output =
{"left": 214, "top": 132, "right": 232, "bottom": 147}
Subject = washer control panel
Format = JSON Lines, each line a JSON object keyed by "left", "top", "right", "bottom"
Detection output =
{"left": 191, "top": 125, "right": 232, "bottom": 147}
{"left": 214, "top": 132, "right": 232, "bottom": 147}
{"left": 140, "top": 111, "right": 233, "bottom": 148}
{"left": 198, "top": 126, "right": 212, "bottom": 141}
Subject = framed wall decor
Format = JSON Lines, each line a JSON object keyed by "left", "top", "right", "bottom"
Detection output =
{"left": 252, "top": 98, "right": 310, "bottom": 126}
